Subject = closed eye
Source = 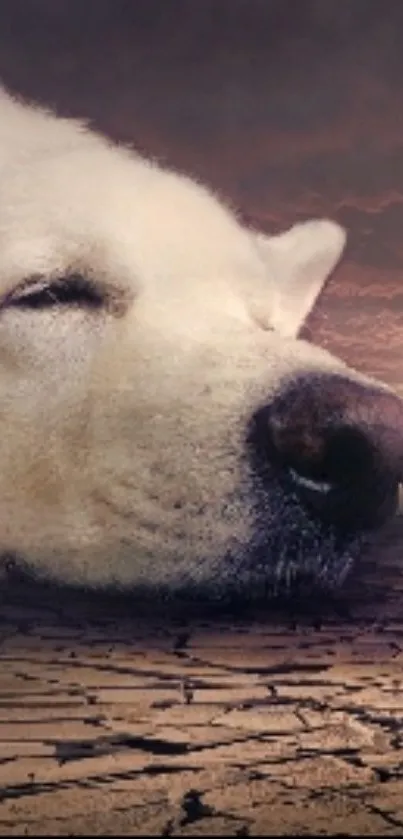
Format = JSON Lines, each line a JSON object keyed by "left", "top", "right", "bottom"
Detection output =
{"left": 3, "top": 274, "right": 104, "bottom": 310}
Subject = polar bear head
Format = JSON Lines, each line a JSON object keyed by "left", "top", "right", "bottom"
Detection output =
{"left": 0, "top": 86, "right": 402, "bottom": 602}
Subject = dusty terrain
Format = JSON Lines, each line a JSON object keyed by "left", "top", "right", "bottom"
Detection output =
{"left": 2, "top": 574, "right": 403, "bottom": 836}
{"left": 1, "top": 1, "right": 403, "bottom": 834}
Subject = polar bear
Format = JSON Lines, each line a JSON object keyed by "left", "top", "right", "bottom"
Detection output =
{"left": 0, "top": 84, "right": 401, "bottom": 601}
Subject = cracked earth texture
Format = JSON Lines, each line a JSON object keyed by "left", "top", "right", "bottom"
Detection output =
{"left": 2, "top": 582, "right": 403, "bottom": 835}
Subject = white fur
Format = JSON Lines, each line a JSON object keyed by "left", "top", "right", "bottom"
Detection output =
{"left": 0, "top": 85, "right": 393, "bottom": 592}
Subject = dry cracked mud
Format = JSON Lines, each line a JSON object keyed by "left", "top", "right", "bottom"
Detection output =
{"left": 1, "top": 569, "right": 403, "bottom": 835}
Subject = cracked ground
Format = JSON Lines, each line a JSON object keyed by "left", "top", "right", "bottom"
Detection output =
{"left": 2, "top": 577, "right": 403, "bottom": 836}
{"left": 2, "top": 1, "right": 403, "bottom": 834}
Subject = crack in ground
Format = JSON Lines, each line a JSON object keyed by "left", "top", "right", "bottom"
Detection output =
{"left": 160, "top": 788, "right": 251, "bottom": 835}
{"left": 333, "top": 703, "right": 403, "bottom": 735}
{"left": 0, "top": 765, "right": 202, "bottom": 802}
{"left": 364, "top": 801, "right": 403, "bottom": 829}
{"left": 166, "top": 651, "right": 334, "bottom": 678}
{"left": 46, "top": 729, "right": 282, "bottom": 765}
{"left": 48, "top": 733, "right": 191, "bottom": 764}
{"left": 0, "top": 655, "right": 202, "bottom": 683}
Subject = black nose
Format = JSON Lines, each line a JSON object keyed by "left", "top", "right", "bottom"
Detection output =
{"left": 250, "top": 372, "right": 403, "bottom": 532}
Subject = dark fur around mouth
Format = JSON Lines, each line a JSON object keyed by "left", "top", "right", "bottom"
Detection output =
{"left": 0, "top": 467, "right": 385, "bottom": 608}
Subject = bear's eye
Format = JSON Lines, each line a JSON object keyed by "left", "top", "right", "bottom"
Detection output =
{"left": 3, "top": 274, "right": 104, "bottom": 310}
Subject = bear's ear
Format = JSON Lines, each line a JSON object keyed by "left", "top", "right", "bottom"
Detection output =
{"left": 255, "top": 219, "right": 346, "bottom": 338}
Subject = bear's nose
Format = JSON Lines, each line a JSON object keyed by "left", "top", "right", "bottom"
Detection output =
{"left": 251, "top": 372, "right": 403, "bottom": 532}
